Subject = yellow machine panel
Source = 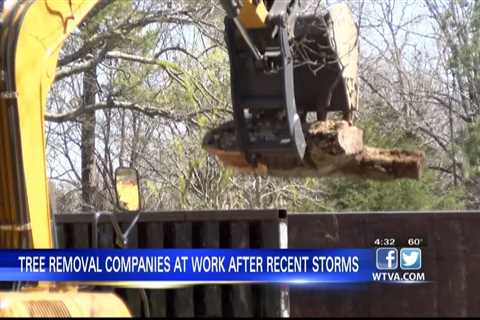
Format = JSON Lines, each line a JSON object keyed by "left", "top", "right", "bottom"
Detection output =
{"left": 0, "top": 1, "right": 132, "bottom": 315}
{"left": 5, "top": 0, "right": 98, "bottom": 249}
{"left": 239, "top": 0, "right": 268, "bottom": 29}
{"left": 0, "top": 289, "right": 130, "bottom": 317}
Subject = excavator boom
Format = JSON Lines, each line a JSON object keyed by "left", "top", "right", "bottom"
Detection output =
{"left": 0, "top": 0, "right": 133, "bottom": 317}
{"left": 0, "top": 0, "right": 99, "bottom": 250}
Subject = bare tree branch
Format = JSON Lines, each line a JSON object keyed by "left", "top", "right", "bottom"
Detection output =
{"left": 45, "top": 99, "right": 209, "bottom": 124}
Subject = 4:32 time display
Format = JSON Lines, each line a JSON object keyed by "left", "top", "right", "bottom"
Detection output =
{"left": 373, "top": 238, "right": 396, "bottom": 247}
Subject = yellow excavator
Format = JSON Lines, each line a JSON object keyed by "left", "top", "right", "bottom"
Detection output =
{"left": 0, "top": 0, "right": 358, "bottom": 317}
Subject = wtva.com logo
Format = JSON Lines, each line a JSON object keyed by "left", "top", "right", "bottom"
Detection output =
{"left": 376, "top": 248, "right": 422, "bottom": 270}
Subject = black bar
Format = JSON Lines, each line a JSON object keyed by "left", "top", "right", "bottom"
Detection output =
{"left": 55, "top": 209, "right": 285, "bottom": 224}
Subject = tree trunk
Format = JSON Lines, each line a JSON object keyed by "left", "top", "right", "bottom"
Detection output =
{"left": 203, "top": 120, "right": 425, "bottom": 180}
{"left": 81, "top": 67, "right": 97, "bottom": 211}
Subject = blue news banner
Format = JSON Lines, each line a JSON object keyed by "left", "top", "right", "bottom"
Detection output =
{"left": 0, "top": 248, "right": 422, "bottom": 283}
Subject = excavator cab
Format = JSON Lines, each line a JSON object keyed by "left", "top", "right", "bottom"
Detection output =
{"left": 221, "top": 0, "right": 359, "bottom": 165}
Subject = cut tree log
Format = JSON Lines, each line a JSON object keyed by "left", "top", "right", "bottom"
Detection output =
{"left": 202, "top": 120, "right": 425, "bottom": 180}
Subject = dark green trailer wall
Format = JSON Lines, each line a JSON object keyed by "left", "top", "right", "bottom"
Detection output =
{"left": 55, "top": 210, "right": 480, "bottom": 317}
{"left": 55, "top": 209, "right": 287, "bottom": 317}
{"left": 288, "top": 211, "right": 480, "bottom": 317}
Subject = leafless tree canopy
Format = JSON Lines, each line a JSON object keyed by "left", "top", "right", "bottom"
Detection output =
{"left": 46, "top": 0, "right": 479, "bottom": 212}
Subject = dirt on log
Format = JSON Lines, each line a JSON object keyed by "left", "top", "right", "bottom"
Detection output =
{"left": 202, "top": 120, "right": 425, "bottom": 180}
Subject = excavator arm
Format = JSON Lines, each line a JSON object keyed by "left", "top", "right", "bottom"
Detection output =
{"left": 0, "top": 0, "right": 132, "bottom": 317}
{"left": 219, "top": 0, "right": 358, "bottom": 166}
